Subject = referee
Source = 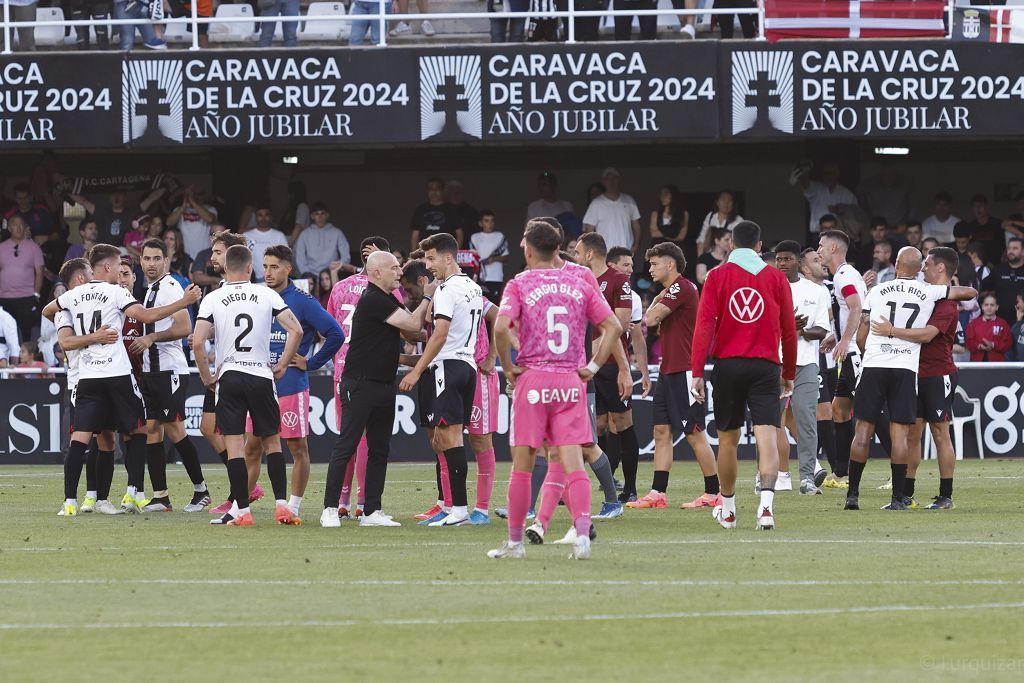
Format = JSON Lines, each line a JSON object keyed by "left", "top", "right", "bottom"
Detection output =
{"left": 691, "top": 221, "right": 797, "bottom": 531}
{"left": 321, "top": 252, "right": 434, "bottom": 528}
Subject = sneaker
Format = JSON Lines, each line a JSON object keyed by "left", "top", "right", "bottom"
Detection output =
{"left": 468, "top": 510, "right": 490, "bottom": 525}
{"left": 141, "top": 497, "right": 172, "bottom": 513}
{"left": 925, "top": 496, "right": 954, "bottom": 510}
{"left": 94, "top": 499, "right": 124, "bottom": 515}
{"left": 354, "top": 506, "right": 364, "bottom": 518}
{"left": 681, "top": 492, "right": 722, "bottom": 509}
{"left": 276, "top": 503, "right": 302, "bottom": 525}
{"left": 712, "top": 504, "right": 736, "bottom": 529}
{"left": 823, "top": 475, "right": 849, "bottom": 489}
{"left": 625, "top": 491, "right": 666, "bottom": 509}
{"left": 59, "top": 502, "right": 78, "bottom": 517}
{"left": 813, "top": 461, "right": 828, "bottom": 488}
{"left": 776, "top": 473, "right": 793, "bottom": 491}
{"left": 526, "top": 509, "right": 536, "bottom": 520}
{"left": 120, "top": 493, "right": 141, "bottom": 514}
{"left": 210, "top": 513, "right": 235, "bottom": 525}
{"left": 142, "top": 38, "right": 167, "bottom": 50}
{"left": 903, "top": 496, "right": 918, "bottom": 510}
{"left": 881, "top": 499, "right": 908, "bottom": 511}
{"left": 249, "top": 484, "right": 265, "bottom": 504}
{"left": 320, "top": 507, "right": 341, "bottom": 527}
{"left": 210, "top": 499, "right": 233, "bottom": 515}
{"left": 878, "top": 477, "right": 893, "bottom": 490}
{"left": 754, "top": 473, "right": 761, "bottom": 494}
{"left": 617, "top": 491, "right": 638, "bottom": 504}
{"left": 183, "top": 491, "right": 212, "bottom": 513}
{"left": 494, "top": 507, "right": 508, "bottom": 519}
{"left": 418, "top": 509, "right": 448, "bottom": 526}
{"left": 525, "top": 522, "right": 545, "bottom": 544}
{"left": 679, "top": 23, "right": 696, "bottom": 39}
{"left": 593, "top": 502, "right": 624, "bottom": 519}
{"left": 844, "top": 494, "right": 860, "bottom": 510}
{"left": 420, "top": 19, "right": 436, "bottom": 36}
{"left": 360, "top": 510, "right": 401, "bottom": 527}
{"left": 80, "top": 496, "right": 97, "bottom": 513}
{"left": 487, "top": 540, "right": 525, "bottom": 559}
{"left": 414, "top": 504, "right": 443, "bottom": 520}
{"left": 388, "top": 21, "right": 411, "bottom": 37}
{"left": 338, "top": 505, "right": 352, "bottom": 520}
{"left": 799, "top": 479, "right": 822, "bottom": 495}
{"left": 755, "top": 506, "right": 775, "bottom": 530}
{"left": 428, "top": 512, "right": 469, "bottom": 527}
{"left": 551, "top": 527, "right": 576, "bottom": 545}
{"left": 227, "top": 511, "right": 255, "bottom": 526}
{"left": 571, "top": 534, "right": 591, "bottom": 560}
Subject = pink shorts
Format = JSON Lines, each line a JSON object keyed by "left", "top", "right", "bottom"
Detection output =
{"left": 245, "top": 389, "right": 309, "bottom": 440}
{"left": 509, "top": 369, "right": 591, "bottom": 449}
{"left": 468, "top": 370, "right": 500, "bottom": 436}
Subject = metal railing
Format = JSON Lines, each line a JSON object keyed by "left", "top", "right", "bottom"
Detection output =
{"left": 1, "top": 0, "right": 768, "bottom": 54}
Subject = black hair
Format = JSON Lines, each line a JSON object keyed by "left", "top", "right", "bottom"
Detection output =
{"left": 731, "top": 221, "right": 762, "bottom": 250}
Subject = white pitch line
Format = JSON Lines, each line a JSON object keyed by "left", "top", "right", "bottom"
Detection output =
{"left": 0, "top": 602, "right": 1021, "bottom": 630}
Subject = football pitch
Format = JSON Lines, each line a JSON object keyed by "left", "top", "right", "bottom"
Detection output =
{"left": 1, "top": 460, "right": 1022, "bottom": 682}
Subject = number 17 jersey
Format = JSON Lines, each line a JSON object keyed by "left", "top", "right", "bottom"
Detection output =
{"left": 499, "top": 267, "right": 613, "bottom": 372}
{"left": 862, "top": 278, "right": 949, "bottom": 371}
{"left": 196, "top": 281, "right": 289, "bottom": 380}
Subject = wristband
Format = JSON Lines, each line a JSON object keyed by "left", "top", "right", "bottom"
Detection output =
{"left": 423, "top": 295, "right": 432, "bottom": 302}
{"left": 586, "top": 360, "right": 601, "bottom": 374}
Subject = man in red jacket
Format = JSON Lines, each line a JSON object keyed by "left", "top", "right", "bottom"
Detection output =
{"left": 691, "top": 221, "right": 797, "bottom": 531}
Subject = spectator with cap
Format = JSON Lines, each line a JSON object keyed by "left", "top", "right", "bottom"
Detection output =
{"left": 583, "top": 167, "right": 642, "bottom": 254}
{"left": 0, "top": 216, "right": 45, "bottom": 343}
{"left": 4, "top": 183, "right": 58, "bottom": 244}
{"left": 923, "top": 191, "right": 959, "bottom": 245}
{"left": 962, "top": 194, "right": 1005, "bottom": 263}
{"left": 294, "top": 202, "right": 351, "bottom": 281}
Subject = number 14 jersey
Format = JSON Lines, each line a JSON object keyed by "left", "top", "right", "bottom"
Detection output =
{"left": 196, "top": 281, "right": 289, "bottom": 380}
{"left": 862, "top": 278, "right": 949, "bottom": 371}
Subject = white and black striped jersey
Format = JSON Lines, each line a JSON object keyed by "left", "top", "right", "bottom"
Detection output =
{"left": 432, "top": 273, "right": 483, "bottom": 369}
{"left": 141, "top": 273, "right": 189, "bottom": 375}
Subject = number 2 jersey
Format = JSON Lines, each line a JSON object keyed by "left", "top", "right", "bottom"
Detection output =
{"left": 862, "top": 277, "right": 949, "bottom": 371}
{"left": 56, "top": 280, "right": 138, "bottom": 380}
{"left": 499, "top": 267, "right": 613, "bottom": 372}
{"left": 196, "top": 280, "right": 289, "bottom": 381}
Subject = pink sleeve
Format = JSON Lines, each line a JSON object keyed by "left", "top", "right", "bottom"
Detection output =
{"left": 586, "top": 285, "right": 614, "bottom": 325}
{"left": 33, "top": 244, "right": 44, "bottom": 267}
{"left": 499, "top": 279, "right": 520, "bottom": 319}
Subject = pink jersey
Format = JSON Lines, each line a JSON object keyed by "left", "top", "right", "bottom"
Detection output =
{"left": 499, "top": 268, "right": 613, "bottom": 372}
{"left": 474, "top": 297, "right": 493, "bottom": 365}
{"left": 327, "top": 272, "right": 404, "bottom": 374}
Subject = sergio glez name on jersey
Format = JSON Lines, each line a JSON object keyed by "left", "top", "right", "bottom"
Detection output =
{"left": 524, "top": 283, "right": 585, "bottom": 306}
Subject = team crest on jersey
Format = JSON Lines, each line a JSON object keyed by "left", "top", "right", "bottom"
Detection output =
{"left": 600, "top": 282, "right": 608, "bottom": 292}
{"left": 669, "top": 283, "right": 680, "bottom": 295}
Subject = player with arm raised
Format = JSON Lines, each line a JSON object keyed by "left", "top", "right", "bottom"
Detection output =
{"left": 488, "top": 220, "right": 621, "bottom": 560}
{"left": 192, "top": 245, "right": 303, "bottom": 526}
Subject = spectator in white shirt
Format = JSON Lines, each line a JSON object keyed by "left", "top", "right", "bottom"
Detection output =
{"left": 294, "top": 202, "right": 351, "bottom": 281}
{"left": 922, "top": 191, "right": 960, "bottom": 245}
{"left": 526, "top": 171, "right": 574, "bottom": 220}
{"left": 243, "top": 203, "right": 289, "bottom": 282}
{"left": 583, "top": 167, "right": 642, "bottom": 254}
{"left": 791, "top": 159, "right": 858, "bottom": 245}
{"left": 469, "top": 210, "right": 509, "bottom": 303}
{"left": 166, "top": 185, "right": 218, "bottom": 259}
{"left": 696, "top": 190, "right": 744, "bottom": 255}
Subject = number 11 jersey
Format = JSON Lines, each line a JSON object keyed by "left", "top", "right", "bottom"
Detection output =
{"left": 862, "top": 278, "right": 949, "bottom": 371}
{"left": 197, "top": 281, "right": 289, "bottom": 381}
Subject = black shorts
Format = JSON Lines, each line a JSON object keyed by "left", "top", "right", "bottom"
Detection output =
{"left": 216, "top": 371, "right": 279, "bottom": 437}
{"left": 652, "top": 371, "right": 705, "bottom": 437}
{"left": 818, "top": 354, "right": 836, "bottom": 404}
{"left": 853, "top": 367, "right": 917, "bottom": 425}
{"left": 142, "top": 372, "right": 188, "bottom": 423}
{"left": 417, "top": 372, "right": 435, "bottom": 428}
{"left": 68, "top": 394, "right": 76, "bottom": 436}
{"left": 834, "top": 354, "right": 861, "bottom": 399}
{"left": 203, "top": 386, "right": 217, "bottom": 414}
{"left": 711, "top": 358, "right": 782, "bottom": 431}
{"left": 918, "top": 372, "right": 957, "bottom": 423}
{"left": 74, "top": 375, "right": 145, "bottom": 434}
{"left": 427, "top": 359, "right": 475, "bottom": 428}
{"left": 594, "top": 363, "right": 630, "bottom": 415}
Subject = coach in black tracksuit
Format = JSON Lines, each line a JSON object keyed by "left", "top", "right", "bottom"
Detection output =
{"left": 322, "top": 252, "right": 434, "bottom": 525}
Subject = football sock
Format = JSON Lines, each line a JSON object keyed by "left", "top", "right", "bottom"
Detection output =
{"left": 217, "top": 450, "right": 228, "bottom": 466}
{"left": 146, "top": 442, "right": 168, "bottom": 494}
{"left": 722, "top": 493, "right": 736, "bottom": 516}
{"left": 890, "top": 463, "right": 907, "bottom": 502}
{"left": 536, "top": 462, "right": 566, "bottom": 530}
{"left": 818, "top": 420, "right": 837, "bottom": 471}
{"left": 904, "top": 477, "right": 916, "bottom": 499}
{"left": 565, "top": 470, "right": 592, "bottom": 539}
{"left": 288, "top": 495, "right": 302, "bottom": 515}
{"left": 85, "top": 439, "right": 98, "bottom": 492}
{"left": 507, "top": 470, "right": 531, "bottom": 543}
{"left": 704, "top": 474, "right": 721, "bottom": 495}
{"left": 588, "top": 452, "right": 618, "bottom": 504}
{"left": 341, "top": 455, "right": 356, "bottom": 508}
{"left": 618, "top": 427, "right": 639, "bottom": 494}
{"left": 848, "top": 460, "right": 866, "bottom": 497}
{"left": 474, "top": 448, "right": 495, "bottom": 512}
{"left": 436, "top": 452, "right": 453, "bottom": 508}
{"left": 597, "top": 434, "right": 610, "bottom": 469}
{"left": 939, "top": 478, "right": 953, "bottom": 499}
{"left": 97, "top": 451, "right": 114, "bottom": 501}
{"left": 65, "top": 441, "right": 88, "bottom": 500}
{"left": 834, "top": 420, "right": 853, "bottom": 477}
{"left": 444, "top": 446, "right": 469, "bottom": 508}
{"left": 266, "top": 452, "right": 288, "bottom": 502}
{"left": 226, "top": 459, "right": 249, "bottom": 517}
{"left": 529, "top": 456, "right": 548, "bottom": 511}
{"left": 759, "top": 488, "right": 775, "bottom": 514}
{"left": 125, "top": 435, "right": 146, "bottom": 492}
{"left": 175, "top": 437, "right": 205, "bottom": 487}
{"left": 652, "top": 470, "right": 670, "bottom": 494}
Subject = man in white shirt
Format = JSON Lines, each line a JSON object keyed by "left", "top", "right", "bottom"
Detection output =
{"left": 0, "top": 307, "right": 19, "bottom": 366}
{"left": 468, "top": 210, "right": 509, "bottom": 303}
{"left": 792, "top": 160, "right": 858, "bottom": 244}
{"left": 167, "top": 186, "right": 218, "bottom": 259}
{"left": 526, "top": 171, "right": 574, "bottom": 221}
{"left": 243, "top": 204, "right": 289, "bottom": 282}
{"left": 583, "top": 168, "right": 642, "bottom": 254}
{"left": 775, "top": 241, "right": 830, "bottom": 495}
{"left": 922, "top": 191, "right": 960, "bottom": 245}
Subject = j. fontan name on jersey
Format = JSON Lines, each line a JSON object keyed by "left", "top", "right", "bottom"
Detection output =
{"left": 71, "top": 291, "right": 111, "bottom": 305}
{"left": 877, "top": 281, "right": 931, "bottom": 301}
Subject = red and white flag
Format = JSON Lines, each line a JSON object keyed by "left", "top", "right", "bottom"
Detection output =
{"left": 764, "top": 0, "right": 947, "bottom": 42}
{"left": 990, "top": 9, "right": 1024, "bottom": 43}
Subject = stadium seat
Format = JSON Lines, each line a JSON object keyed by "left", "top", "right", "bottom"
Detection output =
{"left": 299, "top": 2, "right": 352, "bottom": 41}
{"left": 210, "top": 4, "right": 256, "bottom": 42}
{"left": 952, "top": 385, "right": 982, "bottom": 460}
{"left": 34, "top": 8, "right": 66, "bottom": 46}
{"left": 162, "top": 20, "right": 192, "bottom": 44}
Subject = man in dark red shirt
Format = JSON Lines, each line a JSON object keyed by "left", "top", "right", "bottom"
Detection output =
{"left": 691, "top": 221, "right": 797, "bottom": 531}
{"left": 574, "top": 233, "right": 639, "bottom": 500}
{"left": 631, "top": 242, "right": 722, "bottom": 511}
{"left": 870, "top": 246, "right": 961, "bottom": 510}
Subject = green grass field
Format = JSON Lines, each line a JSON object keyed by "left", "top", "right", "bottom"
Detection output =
{"left": 1, "top": 459, "right": 1022, "bottom": 682}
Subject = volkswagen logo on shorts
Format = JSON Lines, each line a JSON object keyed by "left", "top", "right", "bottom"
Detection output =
{"left": 728, "top": 287, "right": 765, "bottom": 323}
{"left": 526, "top": 389, "right": 541, "bottom": 405}
{"left": 470, "top": 406, "right": 482, "bottom": 423}
{"left": 281, "top": 411, "right": 300, "bottom": 429}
